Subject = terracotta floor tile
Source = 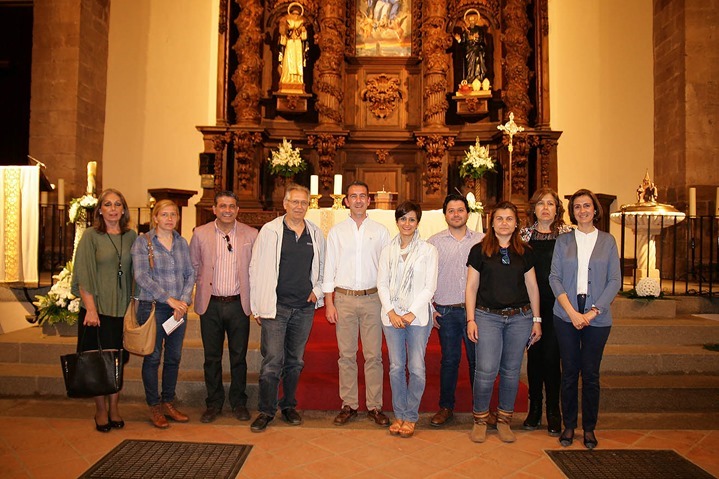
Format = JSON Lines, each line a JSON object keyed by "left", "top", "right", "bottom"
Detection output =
{"left": 302, "top": 455, "right": 369, "bottom": 478}
{"left": 27, "top": 457, "right": 92, "bottom": 479}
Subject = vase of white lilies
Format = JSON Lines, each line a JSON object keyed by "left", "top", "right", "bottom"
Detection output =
{"left": 33, "top": 262, "right": 80, "bottom": 336}
{"left": 267, "top": 138, "right": 307, "bottom": 182}
{"left": 459, "top": 138, "right": 495, "bottom": 200}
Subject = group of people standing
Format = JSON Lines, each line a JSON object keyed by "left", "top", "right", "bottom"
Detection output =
{"left": 70, "top": 182, "right": 620, "bottom": 448}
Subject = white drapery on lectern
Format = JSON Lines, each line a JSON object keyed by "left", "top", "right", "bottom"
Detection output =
{"left": 0, "top": 166, "right": 39, "bottom": 285}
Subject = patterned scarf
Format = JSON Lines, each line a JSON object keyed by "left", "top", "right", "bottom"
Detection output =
{"left": 387, "top": 230, "right": 422, "bottom": 313}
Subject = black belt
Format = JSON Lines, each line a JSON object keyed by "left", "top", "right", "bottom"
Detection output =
{"left": 211, "top": 294, "right": 241, "bottom": 303}
{"left": 436, "top": 303, "right": 465, "bottom": 309}
{"left": 477, "top": 304, "right": 531, "bottom": 317}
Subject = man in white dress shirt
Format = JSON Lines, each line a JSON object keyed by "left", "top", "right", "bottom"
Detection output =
{"left": 323, "top": 181, "right": 391, "bottom": 426}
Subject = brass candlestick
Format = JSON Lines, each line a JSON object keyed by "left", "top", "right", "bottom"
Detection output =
{"left": 309, "top": 194, "right": 321, "bottom": 209}
{"left": 330, "top": 194, "right": 346, "bottom": 210}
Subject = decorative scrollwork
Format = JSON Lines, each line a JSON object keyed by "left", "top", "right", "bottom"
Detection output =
{"left": 416, "top": 134, "right": 455, "bottom": 192}
{"left": 307, "top": 133, "right": 347, "bottom": 190}
{"left": 233, "top": 131, "right": 262, "bottom": 190}
{"left": 231, "top": 0, "right": 263, "bottom": 125}
{"left": 361, "top": 74, "right": 403, "bottom": 119}
{"left": 211, "top": 132, "right": 234, "bottom": 193}
{"left": 314, "top": 2, "right": 345, "bottom": 125}
{"left": 376, "top": 149, "right": 390, "bottom": 164}
{"left": 501, "top": 0, "right": 532, "bottom": 125}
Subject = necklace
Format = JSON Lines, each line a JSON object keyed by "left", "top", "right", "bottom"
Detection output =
{"left": 106, "top": 233, "right": 124, "bottom": 287}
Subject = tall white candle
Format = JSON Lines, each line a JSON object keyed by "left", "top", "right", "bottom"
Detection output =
{"left": 40, "top": 192, "right": 48, "bottom": 205}
{"left": 688, "top": 187, "right": 696, "bottom": 217}
{"left": 334, "top": 174, "right": 343, "bottom": 195}
{"left": 57, "top": 179, "right": 65, "bottom": 207}
{"left": 310, "top": 175, "right": 319, "bottom": 196}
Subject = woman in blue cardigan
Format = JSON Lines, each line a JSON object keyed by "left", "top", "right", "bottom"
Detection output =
{"left": 549, "top": 189, "right": 621, "bottom": 449}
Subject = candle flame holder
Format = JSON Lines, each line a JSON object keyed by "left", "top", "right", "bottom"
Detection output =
{"left": 330, "top": 194, "right": 346, "bottom": 210}
{"left": 309, "top": 194, "right": 321, "bottom": 209}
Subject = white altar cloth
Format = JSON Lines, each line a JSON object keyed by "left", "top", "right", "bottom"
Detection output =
{"left": 0, "top": 166, "right": 40, "bottom": 285}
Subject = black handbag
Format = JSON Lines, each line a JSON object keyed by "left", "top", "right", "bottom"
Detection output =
{"left": 60, "top": 328, "right": 124, "bottom": 398}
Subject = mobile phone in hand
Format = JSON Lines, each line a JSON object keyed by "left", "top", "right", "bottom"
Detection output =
{"left": 526, "top": 333, "right": 537, "bottom": 350}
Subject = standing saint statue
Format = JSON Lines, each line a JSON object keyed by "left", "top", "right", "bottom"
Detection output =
{"left": 455, "top": 9, "right": 492, "bottom": 87}
{"left": 278, "top": 2, "right": 309, "bottom": 93}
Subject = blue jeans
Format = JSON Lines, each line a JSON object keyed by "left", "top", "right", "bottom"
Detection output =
{"left": 472, "top": 308, "right": 532, "bottom": 413}
{"left": 258, "top": 303, "right": 315, "bottom": 416}
{"left": 137, "top": 301, "right": 187, "bottom": 406}
{"left": 554, "top": 316, "right": 611, "bottom": 431}
{"left": 383, "top": 321, "right": 432, "bottom": 422}
{"left": 436, "top": 305, "right": 476, "bottom": 410}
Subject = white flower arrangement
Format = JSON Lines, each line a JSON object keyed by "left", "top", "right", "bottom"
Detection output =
{"left": 68, "top": 194, "right": 97, "bottom": 224}
{"left": 459, "top": 138, "right": 495, "bottom": 180}
{"left": 466, "top": 192, "right": 484, "bottom": 214}
{"left": 267, "top": 138, "right": 307, "bottom": 178}
{"left": 33, "top": 262, "right": 80, "bottom": 325}
{"left": 635, "top": 277, "right": 662, "bottom": 298}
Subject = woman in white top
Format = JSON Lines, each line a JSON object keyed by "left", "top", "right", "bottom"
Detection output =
{"left": 377, "top": 201, "right": 438, "bottom": 438}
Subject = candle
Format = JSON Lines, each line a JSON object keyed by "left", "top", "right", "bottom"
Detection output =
{"left": 688, "top": 187, "right": 696, "bottom": 217}
{"left": 334, "top": 174, "right": 343, "bottom": 195}
{"left": 57, "top": 178, "right": 65, "bottom": 207}
{"left": 310, "top": 175, "right": 319, "bottom": 196}
{"left": 40, "top": 192, "right": 48, "bottom": 205}
{"left": 715, "top": 187, "right": 719, "bottom": 217}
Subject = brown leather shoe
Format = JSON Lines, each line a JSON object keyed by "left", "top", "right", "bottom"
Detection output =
{"left": 430, "top": 407, "right": 453, "bottom": 427}
{"left": 367, "top": 408, "right": 390, "bottom": 426}
{"left": 150, "top": 405, "right": 169, "bottom": 429}
{"left": 333, "top": 405, "right": 358, "bottom": 426}
{"left": 162, "top": 402, "right": 189, "bottom": 422}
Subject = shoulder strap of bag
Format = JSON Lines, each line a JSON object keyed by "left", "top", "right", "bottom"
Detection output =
{"left": 145, "top": 233, "right": 155, "bottom": 270}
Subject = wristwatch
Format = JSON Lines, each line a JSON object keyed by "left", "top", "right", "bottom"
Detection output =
{"left": 532, "top": 316, "right": 542, "bottom": 323}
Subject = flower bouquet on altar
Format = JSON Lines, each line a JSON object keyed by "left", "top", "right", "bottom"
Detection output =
{"left": 459, "top": 138, "right": 495, "bottom": 181}
{"left": 68, "top": 193, "right": 97, "bottom": 224}
{"left": 267, "top": 138, "right": 306, "bottom": 178}
{"left": 466, "top": 192, "right": 484, "bottom": 215}
{"left": 33, "top": 262, "right": 80, "bottom": 326}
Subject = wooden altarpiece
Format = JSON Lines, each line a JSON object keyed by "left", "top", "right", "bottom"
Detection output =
{"left": 195, "top": 0, "right": 561, "bottom": 227}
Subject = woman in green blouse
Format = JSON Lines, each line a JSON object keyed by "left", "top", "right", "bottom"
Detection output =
{"left": 71, "top": 189, "right": 137, "bottom": 432}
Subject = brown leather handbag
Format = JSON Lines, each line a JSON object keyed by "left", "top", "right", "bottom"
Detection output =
{"left": 123, "top": 234, "right": 157, "bottom": 356}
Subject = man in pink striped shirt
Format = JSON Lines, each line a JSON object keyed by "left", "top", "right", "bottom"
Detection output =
{"left": 427, "top": 194, "right": 484, "bottom": 427}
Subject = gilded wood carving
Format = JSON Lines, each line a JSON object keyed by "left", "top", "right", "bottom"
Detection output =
{"left": 416, "top": 134, "right": 455, "bottom": 192}
{"left": 361, "top": 74, "right": 403, "bottom": 119}
{"left": 233, "top": 131, "right": 263, "bottom": 189}
{"left": 231, "top": 0, "right": 263, "bottom": 125}
{"left": 314, "top": 0, "right": 346, "bottom": 125}
{"left": 307, "top": 133, "right": 347, "bottom": 189}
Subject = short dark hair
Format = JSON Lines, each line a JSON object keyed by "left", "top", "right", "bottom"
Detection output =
{"left": 346, "top": 181, "right": 369, "bottom": 195}
{"left": 568, "top": 189, "right": 602, "bottom": 225}
{"left": 214, "top": 190, "right": 238, "bottom": 206}
{"left": 442, "top": 194, "right": 469, "bottom": 214}
{"left": 395, "top": 200, "right": 422, "bottom": 222}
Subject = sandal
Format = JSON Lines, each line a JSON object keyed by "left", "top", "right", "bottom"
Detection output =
{"left": 389, "top": 419, "right": 403, "bottom": 435}
{"left": 399, "top": 421, "right": 416, "bottom": 438}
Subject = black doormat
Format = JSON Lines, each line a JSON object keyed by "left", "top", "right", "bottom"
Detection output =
{"left": 546, "top": 449, "right": 716, "bottom": 479}
{"left": 79, "top": 439, "right": 252, "bottom": 479}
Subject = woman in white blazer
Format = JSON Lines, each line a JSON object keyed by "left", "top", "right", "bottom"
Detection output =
{"left": 377, "top": 201, "right": 438, "bottom": 438}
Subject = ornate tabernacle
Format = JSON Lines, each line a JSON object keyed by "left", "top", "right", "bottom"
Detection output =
{"left": 196, "top": 0, "right": 561, "bottom": 220}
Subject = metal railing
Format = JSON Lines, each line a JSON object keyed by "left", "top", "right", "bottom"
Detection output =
{"left": 615, "top": 212, "right": 718, "bottom": 296}
{"left": 39, "top": 204, "right": 151, "bottom": 285}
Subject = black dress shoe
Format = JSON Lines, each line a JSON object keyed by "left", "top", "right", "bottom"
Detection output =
{"left": 95, "top": 418, "right": 111, "bottom": 433}
{"left": 281, "top": 408, "right": 302, "bottom": 425}
{"left": 547, "top": 412, "right": 561, "bottom": 437}
{"left": 200, "top": 407, "right": 221, "bottom": 424}
{"left": 559, "top": 428, "right": 575, "bottom": 447}
{"left": 523, "top": 402, "right": 542, "bottom": 430}
{"left": 583, "top": 430, "right": 598, "bottom": 449}
{"left": 233, "top": 406, "right": 251, "bottom": 421}
{"left": 251, "top": 413, "right": 274, "bottom": 432}
{"left": 108, "top": 416, "right": 125, "bottom": 429}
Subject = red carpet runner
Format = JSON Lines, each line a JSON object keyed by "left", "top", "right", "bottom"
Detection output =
{"left": 295, "top": 307, "right": 528, "bottom": 413}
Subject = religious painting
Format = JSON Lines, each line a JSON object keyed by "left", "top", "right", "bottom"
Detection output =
{"left": 356, "top": 0, "right": 412, "bottom": 57}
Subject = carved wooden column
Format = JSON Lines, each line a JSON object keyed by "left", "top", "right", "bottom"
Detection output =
{"left": 307, "top": 133, "right": 346, "bottom": 195}
{"left": 314, "top": 0, "right": 345, "bottom": 127}
{"left": 233, "top": 129, "right": 263, "bottom": 208}
{"left": 216, "top": 1, "right": 231, "bottom": 125}
{"left": 415, "top": 134, "right": 455, "bottom": 206}
{"left": 502, "top": 0, "right": 532, "bottom": 125}
{"left": 421, "top": 0, "right": 453, "bottom": 129}
{"left": 528, "top": 132, "right": 560, "bottom": 191}
{"left": 231, "top": 0, "right": 263, "bottom": 126}
{"left": 534, "top": 0, "right": 551, "bottom": 129}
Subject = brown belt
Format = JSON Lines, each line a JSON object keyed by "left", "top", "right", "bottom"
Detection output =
{"left": 334, "top": 287, "right": 378, "bottom": 296}
{"left": 477, "top": 304, "right": 531, "bottom": 317}
{"left": 436, "top": 303, "right": 466, "bottom": 309}
{"left": 211, "top": 294, "right": 241, "bottom": 303}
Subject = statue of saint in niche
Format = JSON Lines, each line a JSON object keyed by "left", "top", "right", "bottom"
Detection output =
{"left": 277, "top": 2, "right": 309, "bottom": 93}
{"left": 454, "top": 9, "right": 493, "bottom": 90}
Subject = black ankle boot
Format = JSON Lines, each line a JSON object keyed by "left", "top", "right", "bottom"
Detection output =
{"left": 522, "top": 401, "right": 542, "bottom": 430}
{"left": 546, "top": 408, "right": 561, "bottom": 437}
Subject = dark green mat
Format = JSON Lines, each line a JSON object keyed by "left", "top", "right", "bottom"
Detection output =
{"left": 79, "top": 439, "right": 252, "bottom": 479}
{"left": 546, "top": 449, "right": 716, "bottom": 479}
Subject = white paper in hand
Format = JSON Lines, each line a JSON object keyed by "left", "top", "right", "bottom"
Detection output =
{"left": 162, "top": 314, "right": 184, "bottom": 335}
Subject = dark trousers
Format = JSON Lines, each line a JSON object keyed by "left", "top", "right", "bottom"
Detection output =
{"left": 200, "top": 298, "right": 250, "bottom": 410}
{"left": 436, "top": 305, "right": 475, "bottom": 410}
{"left": 526, "top": 311, "right": 561, "bottom": 412}
{"left": 554, "top": 315, "right": 611, "bottom": 431}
